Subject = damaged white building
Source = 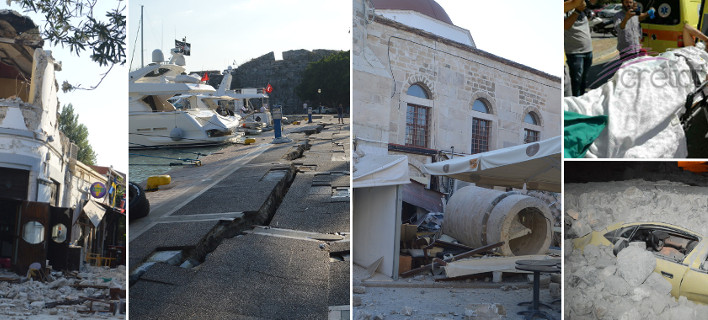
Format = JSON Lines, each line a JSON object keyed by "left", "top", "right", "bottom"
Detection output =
{"left": 0, "top": 10, "right": 125, "bottom": 275}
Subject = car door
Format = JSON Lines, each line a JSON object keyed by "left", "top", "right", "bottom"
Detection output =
{"left": 654, "top": 256, "right": 689, "bottom": 297}
{"left": 678, "top": 242, "right": 708, "bottom": 303}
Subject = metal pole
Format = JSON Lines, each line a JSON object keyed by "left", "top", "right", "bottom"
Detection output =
{"left": 140, "top": 5, "right": 144, "bottom": 68}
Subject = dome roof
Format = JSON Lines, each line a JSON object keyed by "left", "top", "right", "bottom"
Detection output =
{"left": 372, "top": 0, "right": 453, "bottom": 25}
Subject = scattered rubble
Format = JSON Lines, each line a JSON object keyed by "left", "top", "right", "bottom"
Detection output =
{"left": 0, "top": 266, "right": 125, "bottom": 318}
{"left": 565, "top": 179, "right": 708, "bottom": 319}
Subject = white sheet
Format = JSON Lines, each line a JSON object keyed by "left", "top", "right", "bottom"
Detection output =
{"left": 564, "top": 45, "right": 708, "bottom": 158}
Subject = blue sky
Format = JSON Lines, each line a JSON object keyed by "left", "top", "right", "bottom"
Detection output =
{"left": 437, "top": 1, "right": 562, "bottom": 78}
{"left": 128, "top": 0, "right": 352, "bottom": 72}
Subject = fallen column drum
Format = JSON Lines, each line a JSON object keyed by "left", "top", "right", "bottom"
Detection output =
{"left": 443, "top": 186, "right": 553, "bottom": 256}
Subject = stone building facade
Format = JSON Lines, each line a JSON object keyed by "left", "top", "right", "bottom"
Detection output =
{"left": 353, "top": 0, "right": 561, "bottom": 192}
{"left": 0, "top": 11, "right": 124, "bottom": 274}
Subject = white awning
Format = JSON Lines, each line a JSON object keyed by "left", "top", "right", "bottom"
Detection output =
{"left": 82, "top": 200, "right": 106, "bottom": 228}
{"left": 353, "top": 154, "right": 410, "bottom": 188}
{"left": 424, "top": 136, "right": 561, "bottom": 192}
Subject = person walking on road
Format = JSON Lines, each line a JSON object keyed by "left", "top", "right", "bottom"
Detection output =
{"left": 337, "top": 104, "right": 344, "bottom": 124}
{"left": 565, "top": 0, "right": 596, "bottom": 96}
{"left": 614, "top": 0, "right": 649, "bottom": 60}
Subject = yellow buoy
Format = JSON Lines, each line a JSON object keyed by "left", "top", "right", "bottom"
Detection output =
{"left": 146, "top": 175, "right": 171, "bottom": 191}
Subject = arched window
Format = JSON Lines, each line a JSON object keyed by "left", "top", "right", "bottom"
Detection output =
{"left": 524, "top": 111, "right": 540, "bottom": 143}
{"left": 472, "top": 99, "right": 489, "bottom": 113}
{"left": 524, "top": 112, "right": 539, "bottom": 125}
{"left": 407, "top": 84, "right": 429, "bottom": 99}
{"left": 471, "top": 99, "right": 491, "bottom": 154}
{"left": 405, "top": 83, "right": 431, "bottom": 147}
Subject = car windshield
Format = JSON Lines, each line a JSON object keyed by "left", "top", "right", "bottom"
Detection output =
{"left": 606, "top": 225, "right": 700, "bottom": 263}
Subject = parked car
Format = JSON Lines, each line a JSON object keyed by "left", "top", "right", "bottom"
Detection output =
{"left": 598, "top": 3, "right": 623, "bottom": 18}
{"left": 574, "top": 221, "right": 708, "bottom": 304}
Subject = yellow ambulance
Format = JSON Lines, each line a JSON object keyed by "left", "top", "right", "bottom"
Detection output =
{"left": 637, "top": 0, "right": 702, "bottom": 53}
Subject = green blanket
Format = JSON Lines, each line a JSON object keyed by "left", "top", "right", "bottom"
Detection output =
{"left": 564, "top": 111, "right": 608, "bottom": 158}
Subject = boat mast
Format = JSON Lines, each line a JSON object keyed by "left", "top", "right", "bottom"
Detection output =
{"left": 140, "top": 5, "right": 144, "bottom": 68}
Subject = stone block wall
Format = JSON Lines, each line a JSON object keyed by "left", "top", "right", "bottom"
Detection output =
{"left": 353, "top": 0, "right": 561, "bottom": 157}
{"left": 228, "top": 49, "right": 341, "bottom": 114}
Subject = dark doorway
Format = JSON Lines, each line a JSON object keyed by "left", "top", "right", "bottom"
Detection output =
{"left": 0, "top": 199, "right": 21, "bottom": 269}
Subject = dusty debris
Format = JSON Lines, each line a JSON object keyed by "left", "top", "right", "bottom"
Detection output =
{"left": 566, "top": 209, "right": 580, "bottom": 220}
{"left": 0, "top": 265, "right": 125, "bottom": 318}
{"left": 465, "top": 303, "right": 506, "bottom": 320}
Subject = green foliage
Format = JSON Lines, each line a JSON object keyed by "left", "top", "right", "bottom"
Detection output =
{"left": 13, "top": 0, "right": 126, "bottom": 67}
{"left": 296, "top": 51, "right": 350, "bottom": 108}
{"left": 58, "top": 104, "right": 96, "bottom": 165}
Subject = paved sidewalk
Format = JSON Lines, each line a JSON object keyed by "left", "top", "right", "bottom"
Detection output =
{"left": 129, "top": 116, "right": 350, "bottom": 319}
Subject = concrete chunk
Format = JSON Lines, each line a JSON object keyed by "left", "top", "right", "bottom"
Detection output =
{"left": 616, "top": 246, "right": 656, "bottom": 287}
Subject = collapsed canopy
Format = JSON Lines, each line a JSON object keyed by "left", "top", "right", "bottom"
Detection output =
{"left": 424, "top": 136, "right": 561, "bottom": 192}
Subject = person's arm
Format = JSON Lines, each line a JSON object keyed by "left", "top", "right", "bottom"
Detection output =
{"left": 565, "top": 11, "right": 581, "bottom": 30}
{"left": 619, "top": 10, "right": 637, "bottom": 30}
{"left": 565, "top": 0, "right": 584, "bottom": 13}
{"left": 565, "top": 0, "right": 586, "bottom": 30}
{"left": 683, "top": 23, "right": 708, "bottom": 47}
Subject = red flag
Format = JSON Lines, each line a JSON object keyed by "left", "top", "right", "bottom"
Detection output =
{"left": 265, "top": 83, "right": 273, "bottom": 93}
{"left": 201, "top": 73, "right": 209, "bottom": 82}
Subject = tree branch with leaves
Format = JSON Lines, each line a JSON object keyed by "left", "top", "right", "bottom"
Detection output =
{"left": 10, "top": 0, "right": 126, "bottom": 91}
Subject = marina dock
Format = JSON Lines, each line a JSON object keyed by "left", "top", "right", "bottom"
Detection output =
{"left": 129, "top": 115, "right": 350, "bottom": 319}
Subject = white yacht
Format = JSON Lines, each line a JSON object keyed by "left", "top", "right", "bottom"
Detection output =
{"left": 129, "top": 49, "right": 242, "bottom": 149}
{"left": 212, "top": 68, "right": 274, "bottom": 134}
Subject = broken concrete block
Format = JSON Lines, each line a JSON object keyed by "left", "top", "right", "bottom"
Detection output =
{"left": 644, "top": 272, "right": 672, "bottom": 296}
{"left": 353, "top": 286, "right": 366, "bottom": 294}
{"left": 604, "top": 274, "right": 631, "bottom": 296}
{"left": 47, "top": 278, "right": 67, "bottom": 289}
{"left": 401, "top": 306, "right": 413, "bottom": 316}
{"left": 29, "top": 301, "right": 44, "bottom": 308}
{"left": 549, "top": 283, "right": 561, "bottom": 299}
{"left": 492, "top": 271, "right": 502, "bottom": 283}
{"left": 566, "top": 209, "right": 580, "bottom": 220}
{"left": 355, "top": 310, "right": 371, "bottom": 320}
{"left": 629, "top": 241, "right": 647, "bottom": 250}
{"left": 632, "top": 285, "right": 653, "bottom": 302}
{"left": 570, "top": 220, "right": 592, "bottom": 238}
{"left": 600, "top": 265, "right": 617, "bottom": 278}
{"left": 564, "top": 239, "right": 574, "bottom": 258}
{"left": 616, "top": 246, "right": 656, "bottom": 287}
{"left": 465, "top": 303, "right": 506, "bottom": 320}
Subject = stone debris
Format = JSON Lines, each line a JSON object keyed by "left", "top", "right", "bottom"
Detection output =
{"left": 565, "top": 179, "right": 708, "bottom": 319}
{"left": 464, "top": 303, "right": 506, "bottom": 320}
{"left": 0, "top": 266, "right": 125, "bottom": 318}
{"left": 616, "top": 246, "right": 656, "bottom": 287}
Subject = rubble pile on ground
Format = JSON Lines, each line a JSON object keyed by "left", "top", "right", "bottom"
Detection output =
{"left": 565, "top": 244, "right": 708, "bottom": 319}
{"left": 564, "top": 179, "right": 708, "bottom": 319}
{"left": 565, "top": 179, "right": 708, "bottom": 237}
{"left": 0, "top": 266, "right": 125, "bottom": 318}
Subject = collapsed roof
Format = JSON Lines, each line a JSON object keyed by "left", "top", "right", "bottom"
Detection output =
{"left": 0, "top": 10, "right": 43, "bottom": 80}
